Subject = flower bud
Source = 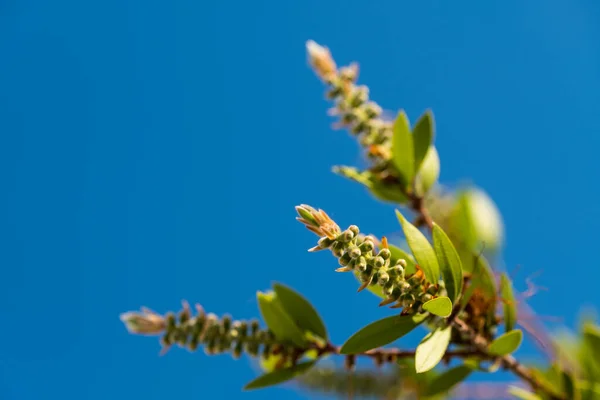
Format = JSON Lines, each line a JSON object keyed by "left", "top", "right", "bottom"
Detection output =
{"left": 339, "top": 229, "right": 355, "bottom": 243}
{"left": 349, "top": 225, "right": 360, "bottom": 237}
{"left": 357, "top": 256, "right": 368, "bottom": 272}
{"left": 359, "top": 240, "right": 374, "bottom": 254}
{"left": 396, "top": 259, "right": 408, "bottom": 268}
{"left": 377, "top": 272, "right": 390, "bottom": 286}
{"left": 317, "top": 236, "right": 334, "bottom": 249}
{"left": 373, "top": 256, "right": 385, "bottom": 269}
{"left": 378, "top": 248, "right": 391, "bottom": 260}
{"left": 348, "top": 246, "right": 361, "bottom": 259}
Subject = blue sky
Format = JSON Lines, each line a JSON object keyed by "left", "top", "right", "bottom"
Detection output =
{"left": 1, "top": 1, "right": 600, "bottom": 399}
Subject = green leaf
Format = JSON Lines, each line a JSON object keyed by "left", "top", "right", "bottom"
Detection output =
{"left": 413, "top": 110, "right": 434, "bottom": 173}
{"left": 391, "top": 110, "right": 414, "bottom": 187}
{"left": 340, "top": 313, "right": 428, "bottom": 354}
{"left": 257, "top": 291, "right": 306, "bottom": 347}
{"left": 562, "top": 370, "right": 580, "bottom": 400}
{"left": 272, "top": 283, "right": 328, "bottom": 340}
{"left": 332, "top": 166, "right": 409, "bottom": 204}
{"left": 489, "top": 329, "right": 523, "bottom": 356}
{"left": 422, "top": 297, "right": 452, "bottom": 318}
{"left": 422, "top": 365, "right": 472, "bottom": 396}
{"left": 450, "top": 188, "right": 504, "bottom": 253}
{"left": 500, "top": 273, "right": 517, "bottom": 332}
{"left": 415, "top": 325, "right": 452, "bottom": 373}
{"left": 432, "top": 224, "right": 463, "bottom": 304}
{"left": 507, "top": 386, "right": 542, "bottom": 400}
{"left": 415, "top": 146, "right": 440, "bottom": 196}
{"left": 244, "top": 361, "right": 317, "bottom": 390}
{"left": 388, "top": 243, "right": 417, "bottom": 275}
{"left": 395, "top": 209, "right": 440, "bottom": 283}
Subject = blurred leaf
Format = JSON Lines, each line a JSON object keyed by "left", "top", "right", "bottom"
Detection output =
{"left": 391, "top": 110, "right": 415, "bottom": 187}
{"left": 422, "top": 365, "right": 472, "bottom": 396}
{"left": 562, "top": 370, "right": 580, "bottom": 400}
{"left": 578, "top": 380, "right": 600, "bottom": 400}
{"left": 508, "top": 386, "right": 542, "bottom": 400}
{"left": 451, "top": 188, "right": 504, "bottom": 253}
{"left": 582, "top": 323, "right": 600, "bottom": 380}
{"left": 500, "top": 273, "right": 517, "bottom": 332}
{"left": 583, "top": 323, "right": 600, "bottom": 361}
{"left": 415, "top": 146, "right": 440, "bottom": 196}
{"left": 489, "top": 329, "right": 523, "bottom": 356}
{"left": 396, "top": 210, "right": 440, "bottom": 283}
{"left": 340, "top": 313, "right": 428, "bottom": 354}
{"left": 257, "top": 291, "right": 306, "bottom": 347}
{"left": 422, "top": 297, "right": 452, "bottom": 318}
{"left": 415, "top": 325, "right": 452, "bottom": 373}
{"left": 272, "top": 283, "right": 327, "bottom": 340}
{"left": 413, "top": 110, "right": 434, "bottom": 173}
{"left": 432, "top": 224, "right": 463, "bottom": 303}
{"left": 244, "top": 361, "right": 317, "bottom": 390}
{"left": 388, "top": 243, "right": 417, "bottom": 275}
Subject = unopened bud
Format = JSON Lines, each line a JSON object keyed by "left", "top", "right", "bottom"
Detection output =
{"left": 378, "top": 248, "right": 391, "bottom": 260}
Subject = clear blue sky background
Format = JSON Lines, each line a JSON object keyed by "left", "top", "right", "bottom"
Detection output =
{"left": 1, "top": 1, "right": 600, "bottom": 399}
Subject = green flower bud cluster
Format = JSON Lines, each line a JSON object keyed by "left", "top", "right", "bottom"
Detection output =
{"left": 121, "top": 302, "right": 300, "bottom": 363}
{"left": 298, "top": 367, "right": 405, "bottom": 399}
{"left": 296, "top": 205, "right": 441, "bottom": 314}
{"left": 306, "top": 41, "right": 393, "bottom": 169}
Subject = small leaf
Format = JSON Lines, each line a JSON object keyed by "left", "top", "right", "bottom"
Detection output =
{"left": 422, "top": 297, "right": 452, "bottom": 318}
{"left": 500, "top": 273, "right": 517, "bottom": 332}
{"left": 391, "top": 110, "right": 415, "bottom": 187}
{"left": 395, "top": 210, "right": 440, "bottom": 283}
{"left": 332, "top": 166, "right": 409, "bottom": 204}
{"left": 415, "top": 145, "right": 440, "bottom": 196}
{"left": 257, "top": 291, "right": 306, "bottom": 347}
{"left": 413, "top": 110, "right": 434, "bottom": 173}
{"left": 489, "top": 329, "right": 523, "bottom": 356}
{"left": 432, "top": 224, "right": 463, "bottom": 304}
{"left": 244, "top": 361, "right": 317, "bottom": 390}
{"left": 415, "top": 325, "right": 452, "bottom": 373}
{"left": 273, "top": 283, "right": 328, "bottom": 340}
{"left": 507, "top": 386, "right": 542, "bottom": 400}
{"left": 340, "top": 313, "right": 428, "bottom": 354}
{"left": 422, "top": 365, "right": 472, "bottom": 396}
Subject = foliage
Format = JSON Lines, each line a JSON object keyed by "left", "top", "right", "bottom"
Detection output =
{"left": 119, "top": 40, "right": 600, "bottom": 399}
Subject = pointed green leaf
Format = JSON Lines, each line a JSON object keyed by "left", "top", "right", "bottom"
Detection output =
{"left": 257, "top": 291, "right": 306, "bottom": 347}
{"left": 244, "top": 361, "right": 316, "bottom": 390}
{"left": 422, "top": 297, "right": 452, "bottom": 318}
{"left": 422, "top": 365, "right": 473, "bottom": 396}
{"left": 489, "top": 329, "right": 523, "bottom": 356}
{"left": 432, "top": 224, "right": 463, "bottom": 304}
{"left": 272, "top": 283, "right": 327, "bottom": 340}
{"left": 413, "top": 110, "right": 434, "bottom": 173}
{"left": 340, "top": 313, "right": 428, "bottom": 354}
{"left": 507, "top": 386, "right": 542, "bottom": 400}
{"left": 391, "top": 110, "right": 414, "bottom": 186}
{"left": 396, "top": 210, "right": 439, "bottom": 283}
{"left": 332, "top": 166, "right": 409, "bottom": 204}
{"left": 415, "top": 325, "right": 452, "bottom": 373}
{"left": 500, "top": 273, "right": 517, "bottom": 332}
{"left": 415, "top": 145, "right": 440, "bottom": 196}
